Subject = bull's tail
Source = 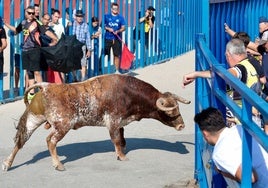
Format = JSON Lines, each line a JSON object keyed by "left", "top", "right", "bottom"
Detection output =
{"left": 24, "top": 82, "right": 49, "bottom": 106}
{"left": 14, "top": 110, "right": 30, "bottom": 149}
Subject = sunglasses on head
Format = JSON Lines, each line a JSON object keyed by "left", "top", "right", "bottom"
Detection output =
{"left": 27, "top": 11, "right": 35, "bottom": 15}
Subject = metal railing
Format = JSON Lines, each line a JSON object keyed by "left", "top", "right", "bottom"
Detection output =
{"left": 195, "top": 33, "right": 268, "bottom": 188}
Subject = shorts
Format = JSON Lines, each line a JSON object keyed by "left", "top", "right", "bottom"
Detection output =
{"left": 22, "top": 48, "right": 41, "bottom": 71}
{"left": 105, "top": 39, "right": 122, "bottom": 57}
{"left": 0, "top": 57, "right": 3, "bottom": 73}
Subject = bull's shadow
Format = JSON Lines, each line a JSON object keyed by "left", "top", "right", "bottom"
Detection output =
{"left": 9, "top": 138, "right": 193, "bottom": 170}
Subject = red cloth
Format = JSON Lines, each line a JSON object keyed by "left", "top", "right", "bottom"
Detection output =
{"left": 47, "top": 67, "right": 63, "bottom": 83}
{"left": 120, "top": 44, "right": 135, "bottom": 70}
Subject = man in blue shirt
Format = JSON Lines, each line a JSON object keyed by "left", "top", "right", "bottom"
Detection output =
{"left": 104, "top": 2, "right": 126, "bottom": 73}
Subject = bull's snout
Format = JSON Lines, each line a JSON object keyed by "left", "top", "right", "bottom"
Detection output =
{"left": 175, "top": 124, "right": 185, "bottom": 131}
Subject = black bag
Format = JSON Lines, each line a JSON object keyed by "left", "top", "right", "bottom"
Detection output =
{"left": 41, "top": 34, "right": 83, "bottom": 73}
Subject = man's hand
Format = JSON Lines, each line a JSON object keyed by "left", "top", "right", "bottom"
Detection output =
{"left": 182, "top": 72, "right": 196, "bottom": 87}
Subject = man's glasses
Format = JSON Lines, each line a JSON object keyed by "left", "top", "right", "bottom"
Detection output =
{"left": 111, "top": 7, "right": 118, "bottom": 11}
{"left": 27, "top": 11, "right": 35, "bottom": 15}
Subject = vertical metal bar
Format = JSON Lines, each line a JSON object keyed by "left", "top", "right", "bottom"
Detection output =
{"left": 9, "top": 0, "right": 15, "bottom": 99}
{"left": 195, "top": 33, "right": 209, "bottom": 188}
{"left": 241, "top": 100, "right": 253, "bottom": 188}
{"left": 0, "top": 0, "right": 3, "bottom": 102}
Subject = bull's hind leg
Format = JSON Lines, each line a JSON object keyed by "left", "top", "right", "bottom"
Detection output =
{"left": 109, "top": 127, "right": 128, "bottom": 161}
{"left": 119, "top": 128, "right": 126, "bottom": 151}
{"left": 2, "top": 146, "right": 19, "bottom": 171}
{"left": 2, "top": 111, "right": 46, "bottom": 171}
{"left": 46, "top": 125, "right": 70, "bottom": 171}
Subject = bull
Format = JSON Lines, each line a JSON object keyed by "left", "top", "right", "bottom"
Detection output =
{"left": 2, "top": 74, "right": 190, "bottom": 171}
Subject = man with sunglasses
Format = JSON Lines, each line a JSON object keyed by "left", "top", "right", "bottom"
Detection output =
{"left": 104, "top": 2, "right": 126, "bottom": 74}
{"left": 4, "top": 6, "right": 57, "bottom": 99}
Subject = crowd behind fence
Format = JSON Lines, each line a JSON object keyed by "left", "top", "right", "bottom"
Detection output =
{"left": 195, "top": 34, "right": 268, "bottom": 188}
{"left": 0, "top": 0, "right": 202, "bottom": 103}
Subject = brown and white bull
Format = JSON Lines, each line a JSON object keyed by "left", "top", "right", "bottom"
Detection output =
{"left": 2, "top": 74, "right": 190, "bottom": 171}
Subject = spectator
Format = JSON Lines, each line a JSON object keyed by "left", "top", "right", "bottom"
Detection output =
{"left": 139, "top": 6, "right": 156, "bottom": 50}
{"left": 91, "top": 16, "right": 102, "bottom": 75}
{"left": 39, "top": 13, "right": 54, "bottom": 82}
{"left": 34, "top": 3, "right": 40, "bottom": 20}
{"left": 182, "top": 39, "right": 263, "bottom": 127}
{"left": 72, "top": 9, "right": 91, "bottom": 81}
{"left": 49, "top": 9, "right": 65, "bottom": 83}
{"left": 40, "top": 13, "right": 54, "bottom": 47}
{"left": 50, "top": 9, "right": 65, "bottom": 39}
{"left": 224, "top": 16, "right": 268, "bottom": 53}
{"left": 4, "top": 6, "right": 58, "bottom": 100}
{"left": 255, "top": 38, "right": 268, "bottom": 134}
{"left": 59, "top": 7, "right": 72, "bottom": 35}
{"left": 104, "top": 2, "right": 126, "bottom": 73}
{"left": 194, "top": 107, "right": 268, "bottom": 187}
{"left": 0, "top": 20, "right": 7, "bottom": 83}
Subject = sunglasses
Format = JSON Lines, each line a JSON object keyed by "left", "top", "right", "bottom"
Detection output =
{"left": 27, "top": 11, "right": 35, "bottom": 15}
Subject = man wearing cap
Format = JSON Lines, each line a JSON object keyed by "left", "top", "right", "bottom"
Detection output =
{"left": 139, "top": 6, "right": 156, "bottom": 50}
{"left": 72, "top": 9, "right": 91, "bottom": 81}
{"left": 104, "top": 2, "right": 126, "bottom": 74}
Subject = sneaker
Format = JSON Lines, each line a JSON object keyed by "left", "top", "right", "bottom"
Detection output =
{"left": 27, "top": 93, "right": 35, "bottom": 100}
{"left": 115, "top": 70, "right": 121, "bottom": 74}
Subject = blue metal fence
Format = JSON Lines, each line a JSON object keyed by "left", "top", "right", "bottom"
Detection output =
{"left": 195, "top": 33, "right": 268, "bottom": 187}
{"left": 0, "top": 0, "right": 203, "bottom": 103}
{"left": 210, "top": 0, "right": 268, "bottom": 65}
{"left": 202, "top": 1, "right": 268, "bottom": 186}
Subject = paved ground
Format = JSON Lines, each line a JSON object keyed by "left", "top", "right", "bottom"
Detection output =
{"left": 0, "top": 51, "right": 197, "bottom": 188}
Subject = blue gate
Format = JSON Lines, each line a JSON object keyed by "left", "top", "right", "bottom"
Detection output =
{"left": 0, "top": 0, "right": 204, "bottom": 103}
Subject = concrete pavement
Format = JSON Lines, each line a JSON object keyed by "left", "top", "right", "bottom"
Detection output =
{"left": 0, "top": 51, "right": 197, "bottom": 188}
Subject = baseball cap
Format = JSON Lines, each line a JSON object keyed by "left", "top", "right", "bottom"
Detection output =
{"left": 259, "top": 16, "right": 268, "bottom": 24}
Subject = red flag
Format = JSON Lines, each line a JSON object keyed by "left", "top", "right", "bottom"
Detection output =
{"left": 120, "top": 44, "right": 135, "bottom": 70}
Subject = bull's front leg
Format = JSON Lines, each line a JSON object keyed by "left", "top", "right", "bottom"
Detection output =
{"left": 109, "top": 127, "right": 128, "bottom": 161}
{"left": 46, "top": 131, "right": 66, "bottom": 171}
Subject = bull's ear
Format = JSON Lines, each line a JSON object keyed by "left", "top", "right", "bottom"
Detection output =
{"left": 156, "top": 98, "right": 178, "bottom": 111}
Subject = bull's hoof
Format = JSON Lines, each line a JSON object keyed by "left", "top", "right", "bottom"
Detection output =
{"left": 2, "top": 161, "right": 10, "bottom": 171}
{"left": 117, "top": 156, "right": 129, "bottom": 161}
{"left": 55, "top": 164, "right": 66, "bottom": 171}
{"left": 44, "top": 123, "right": 51, "bottom": 129}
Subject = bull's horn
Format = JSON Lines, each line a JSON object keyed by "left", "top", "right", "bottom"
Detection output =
{"left": 156, "top": 98, "right": 178, "bottom": 111}
{"left": 171, "top": 94, "right": 191, "bottom": 104}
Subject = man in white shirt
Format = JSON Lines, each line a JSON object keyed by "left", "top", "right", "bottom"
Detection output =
{"left": 50, "top": 9, "right": 65, "bottom": 39}
{"left": 49, "top": 9, "right": 65, "bottom": 83}
{"left": 194, "top": 107, "right": 268, "bottom": 188}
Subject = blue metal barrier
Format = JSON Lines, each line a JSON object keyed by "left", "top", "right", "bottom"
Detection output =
{"left": 195, "top": 33, "right": 268, "bottom": 188}
{"left": 0, "top": 0, "right": 203, "bottom": 103}
{"left": 210, "top": 0, "right": 268, "bottom": 65}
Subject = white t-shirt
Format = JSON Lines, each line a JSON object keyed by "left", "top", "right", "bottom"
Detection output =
{"left": 51, "top": 22, "right": 65, "bottom": 39}
{"left": 261, "top": 30, "right": 268, "bottom": 41}
{"left": 213, "top": 126, "right": 268, "bottom": 188}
